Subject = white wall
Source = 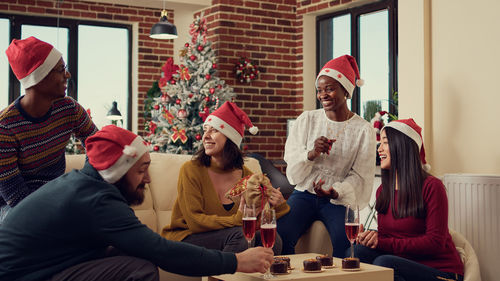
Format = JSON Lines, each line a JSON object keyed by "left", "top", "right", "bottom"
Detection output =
{"left": 399, "top": 0, "right": 500, "bottom": 176}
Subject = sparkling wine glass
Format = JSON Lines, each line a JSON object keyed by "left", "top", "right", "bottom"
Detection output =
{"left": 242, "top": 204, "right": 257, "bottom": 249}
{"left": 260, "top": 208, "right": 276, "bottom": 279}
{"left": 345, "top": 204, "right": 360, "bottom": 258}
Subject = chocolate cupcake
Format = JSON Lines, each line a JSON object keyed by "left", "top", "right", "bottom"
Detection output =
{"left": 303, "top": 258, "right": 322, "bottom": 271}
{"left": 316, "top": 254, "right": 333, "bottom": 267}
{"left": 342, "top": 257, "right": 360, "bottom": 269}
{"left": 270, "top": 260, "right": 288, "bottom": 274}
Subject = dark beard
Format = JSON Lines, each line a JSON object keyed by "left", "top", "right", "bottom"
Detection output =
{"left": 114, "top": 177, "right": 145, "bottom": 206}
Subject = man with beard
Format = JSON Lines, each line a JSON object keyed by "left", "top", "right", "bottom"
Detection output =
{"left": 0, "top": 36, "right": 97, "bottom": 224}
{"left": 0, "top": 125, "right": 273, "bottom": 281}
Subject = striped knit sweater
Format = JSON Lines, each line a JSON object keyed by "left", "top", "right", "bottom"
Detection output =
{"left": 0, "top": 96, "right": 97, "bottom": 207}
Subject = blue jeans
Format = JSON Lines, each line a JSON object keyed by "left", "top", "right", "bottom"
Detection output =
{"left": 351, "top": 244, "right": 464, "bottom": 281}
{"left": 0, "top": 204, "right": 11, "bottom": 225}
{"left": 277, "top": 190, "right": 349, "bottom": 257}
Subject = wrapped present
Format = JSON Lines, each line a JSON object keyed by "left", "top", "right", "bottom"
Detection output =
{"left": 225, "top": 173, "right": 273, "bottom": 211}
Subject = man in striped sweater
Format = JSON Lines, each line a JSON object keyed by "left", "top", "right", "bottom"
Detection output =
{"left": 0, "top": 37, "right": 97, "bottom": 223}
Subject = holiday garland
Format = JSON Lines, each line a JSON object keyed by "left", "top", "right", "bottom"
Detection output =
{"left": 235, "top": 57, "right": 260, "bottom": 83}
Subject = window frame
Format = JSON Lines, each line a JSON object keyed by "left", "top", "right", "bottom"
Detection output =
{"left": 315, "top": 0, "right": 398, "bottom": 115}
{"left": 0, "top": 13, "right": 133, "bottom": 129}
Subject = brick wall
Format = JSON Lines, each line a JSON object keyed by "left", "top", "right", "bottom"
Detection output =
{"left": 0, "top": 0, "right": 175, "bottom": 134}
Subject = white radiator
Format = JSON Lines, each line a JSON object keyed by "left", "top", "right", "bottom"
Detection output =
{"left": 444, "top": 174, "right": 500, "bottom": 281}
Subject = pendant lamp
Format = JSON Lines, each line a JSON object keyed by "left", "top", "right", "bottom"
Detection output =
{"left": 150, "top": 2, "right": 178, "bottom": 40}
{"left": 106, "top": 101, "right": 123, "bottom": 121}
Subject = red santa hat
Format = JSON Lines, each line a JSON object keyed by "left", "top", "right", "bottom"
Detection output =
{"left": 85, "top": 125, "right": 149, "bottom": 184}
{"left": 5, "top": 36, "right": 63, "bottom": 90}
{"left": 382, "top": 118, "right": 431, "bottom": 171}
{"left": 315, "top": 54, "right": 364, "bottom": 99}
{"left": 204, "top": 101, "right": 258, "bottom": 146}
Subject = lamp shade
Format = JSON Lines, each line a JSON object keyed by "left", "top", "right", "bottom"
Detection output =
{"left": 107, "top": 101, "right": 123, "bottom": 120}
{"left": 150, "top": 10, "right": 178, "bottom": 40}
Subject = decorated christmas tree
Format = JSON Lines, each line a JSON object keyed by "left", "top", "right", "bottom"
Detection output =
{"left": 144, "top": 15, "right": 236, "bottom": 154}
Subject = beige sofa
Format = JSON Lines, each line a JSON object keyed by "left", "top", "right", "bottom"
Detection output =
{"left": 65, "top": 152, "right": 331, "bottom": 281}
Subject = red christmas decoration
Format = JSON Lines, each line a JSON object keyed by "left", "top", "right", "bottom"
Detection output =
{"left": 190, "top": 55, "right": 196, "bottom": 61}
{"left": 204, "top": 96, "right": 210, "bottom": 102}
{"left": 185, "top": 43, "right": 189, "bottom": 47}
{"left": 153, "top": 105, "right": 160, "bottom": 110}
{"left": 195, "top": 134, "right": 202, "bottom": 140}
{"left": 197, "top": 45, "right": 204, "bottom": 51}
{"left": 209, "top": 88, "right": 215, "bottom": 94}
{"left": 205, "top": 74, "right": 211, "bottom": 80}
{"left": 212, "top": 63, "right": 217, "bottom": 69}
{"left": 177, "top": 109, "right": 188, "bottom": 119}
{"left": 176, "top": 99, "right": 181, "bottom": 104}
{"left": 153, "top": 146, "right": 160, "bottom": 151}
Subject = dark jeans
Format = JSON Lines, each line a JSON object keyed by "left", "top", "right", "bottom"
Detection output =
{"left": 182, "top": 226, "right": 283, "bottom": 255}
{"left": 351, "top": 244, "right": 464, "bottom": 281}
{"left": 277, "top": 190, "right": 350, "bottom": 257}
{"left": 47, "top": 255, "right": 158, "bottom": 281}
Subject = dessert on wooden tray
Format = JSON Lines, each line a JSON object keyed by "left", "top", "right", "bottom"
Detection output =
{"left": 270, "top": 260, "right": 288, "bottom": 274}
{"left": 274, "top": 256, "right": 291, "bottom": 270}
{"left": 316, "top": 254, "right": 334, "bottom": 267}
{"left": 303, "top": 258, "right": 322, "bottom": 272}
{"left": 342, "top": 257, "right": 360, "bottom": 270}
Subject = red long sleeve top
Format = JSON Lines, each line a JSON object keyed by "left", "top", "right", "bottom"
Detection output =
{"left": 376, "top": 176, "right": 464, "bottom": 275}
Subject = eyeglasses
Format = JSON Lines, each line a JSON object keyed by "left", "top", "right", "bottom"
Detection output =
{"left": 52, "top": 64, "right": 69, "bottom": 74}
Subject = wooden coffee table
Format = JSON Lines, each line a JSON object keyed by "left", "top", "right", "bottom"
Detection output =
{"left": 208, "top": 253, "right": 393, "bottom": 281}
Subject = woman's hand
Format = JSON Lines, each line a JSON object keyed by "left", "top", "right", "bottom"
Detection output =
{"left": 308, "top": 136, "right": 335, "bottom": 160}
{"left": 313, "top": 179, "right": 339, "bottom": 199}
{"left": 268, "top": 187, "right": 285, "bottom": 207}
{"left": 357, "top": 224, "right": 378, "bottom": 249}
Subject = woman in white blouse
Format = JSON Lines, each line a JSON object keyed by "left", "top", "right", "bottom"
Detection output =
{"left": 277, "top": 55, "right": 376, "bottom": 257}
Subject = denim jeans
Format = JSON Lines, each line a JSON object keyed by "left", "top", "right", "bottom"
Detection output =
{"left": 351, "top": 244, "right": 464, "bottom": 281}
{"left": 0, "top": 204, "right": 11, "bottom": 225}
{"left": 277, "top": 190, "right": 349, "bottom": 257}
{"left": 182, "top": 226, "right": 283, "bottom": 255}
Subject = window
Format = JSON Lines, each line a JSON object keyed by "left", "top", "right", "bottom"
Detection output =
{"left": 316, "top": 0, "right": 398, "bottom": 120}
{"left": 0, "top": 14, "right": 131, "bottom": 129}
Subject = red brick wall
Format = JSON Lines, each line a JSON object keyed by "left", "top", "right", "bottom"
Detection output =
{"left": 198, "top": 0, "right": 304, "bottom": 166}
{"left": 0, "top": 0, "right": 175, "bottom": 133}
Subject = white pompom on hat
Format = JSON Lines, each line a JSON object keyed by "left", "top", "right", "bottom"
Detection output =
{"left": 382, "top": 118, "right": 431, "bottom": 171}
{"left": 5, "top": 36, "right": 62, "bottom": 89}
{"left": 204, "top": 101, "right": 258, "bottom": 147}
{"left": 315, "top": 54, "right": 364, "bottom": 99}
{"left": 85, "top": 125, "right": 149, "bottom": 184}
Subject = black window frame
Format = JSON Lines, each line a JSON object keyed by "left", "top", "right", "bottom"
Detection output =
{"left": 0, "top": 13, "right": 133, "bottom": 129}
{"left": 316, "top": 0, "right": 398, "bottom": 115}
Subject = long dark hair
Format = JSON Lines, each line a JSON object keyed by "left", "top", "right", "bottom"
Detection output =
{"left": 194, "top": 139, "right": 244, "bottom": 170}
{"left": 375, "top": 127, "right": 429, "bottom": 219}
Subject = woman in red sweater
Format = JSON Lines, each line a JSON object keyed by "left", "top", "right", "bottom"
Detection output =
{"left": 353, "top": 119, "right": 464, "bottom": 281}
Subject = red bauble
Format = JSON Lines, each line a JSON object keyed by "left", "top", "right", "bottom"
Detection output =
{"left": 177, "top": 109, "right": 187, "bottom": 119}
{"left": 170, "top": 80, "right": 176, "bottom": 85}
{"left": 209, "top": 88, "right": 215, "bottom": 94}
{"left": 176, "top": 99, "right": 181, "bottom": 104}
{"left": 185, "top": 43, "right": 189, "bottom": 47}
{"left": 153, "top": 146, "right": 160, "bottom": 151}
{"left": 204, "top": 97, "right": 210, "bottom": 102}
{"left": 188, "top": 93, "right": 194, "bottom": 98}
{"left": 217, "top": 84, "right": 222, "bottom": 89}
{"left": 205, "top": 74, "right": 211, "bottom": 80}
{"left": 195, "top": 134, "right": 202, "bottom": 140}
{"left": 197, "top": 45, "right": 204, "bottom": 51}
{"left": 204, "top": 106, "right": 209, "bottom": 111}
{"left": 153, "top": 105, "right": 160, "bottom": 110}
{"left": 212, "top": 63, "right": 217, "bottom": 69}
{"left": 190, "top": 55, "right": 196, "bottom": 61}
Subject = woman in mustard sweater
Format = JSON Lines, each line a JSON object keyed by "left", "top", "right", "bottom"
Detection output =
{"left": 162, "top": 102, "right": 289, "bottom": 254}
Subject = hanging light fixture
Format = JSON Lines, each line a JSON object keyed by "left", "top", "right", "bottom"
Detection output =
{"left": 106, "top": 101, "right": 123, "bottom": 121}
{"left": 150, "top": 0, "right": 178, "bottom": 40}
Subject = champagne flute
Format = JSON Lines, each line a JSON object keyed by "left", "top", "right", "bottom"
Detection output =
{"left": 260, "top": 208, "right": 276, "bottom": 279}
{"left": 345, "top": 204, "right": 360, "bottom": 258}
{"left": 242, "top": 204, "right": 257, "bottom": 249}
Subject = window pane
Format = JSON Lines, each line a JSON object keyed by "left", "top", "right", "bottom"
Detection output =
{"left": 0, "top": 18, "right": 9, "bottom": 109}
{"left": 332, "top": 15, "right": 351, "bottom": 59}
{"left": 359, "top": 10, "right": 389, "bottom": 120}
{"left": 78, "top": 25, "right": 129, "bottom": 130}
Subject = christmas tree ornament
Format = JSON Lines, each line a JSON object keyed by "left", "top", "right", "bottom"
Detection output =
{"left": 190, "top": 55, "right": 196, "bottom": 61}
{"left": 205, "top": 74, "right": 211, "bottom": 80}
{"left": 197, "top": 45, "right": 204, "bottom": 51}
{"left": 185, "top": 43, "right": 189, "bottom": 47}
{"left": 175, "top": 99, "right": 181, "bottom": 104}
{"left": 154, "top": 104, "right": 160, "bottom": 110}
{"left": 195, "top": 134, "right": 202, "bottom": 140}
{"left": 204, "top": 96, "right": 210, "bottom": 102}
{"left": 209, "top": 88, "right": 215, "bottom": 94}
{"left": 235, "top": 57, "right": 260, "bottom": 84}
{"left": 212, "top": 63, "right": 217, "bottom": 69}
{"left": 177, "top": 109, "right": 188, "bottom": 119}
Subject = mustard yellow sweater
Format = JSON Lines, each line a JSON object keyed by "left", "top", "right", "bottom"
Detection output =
{"left": 162, "top": 160, "right": 290, "bottom": 241}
